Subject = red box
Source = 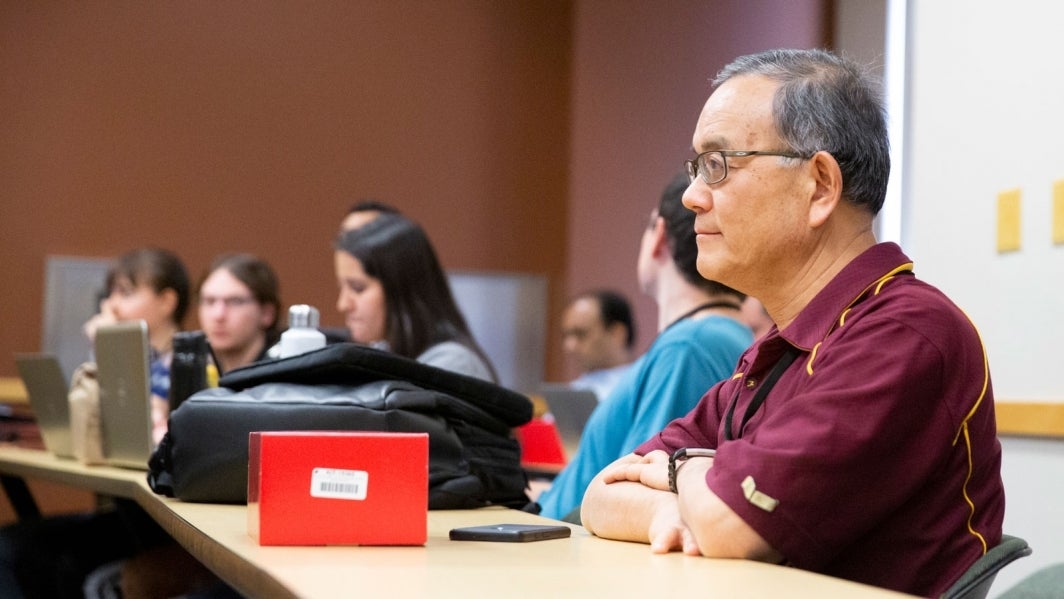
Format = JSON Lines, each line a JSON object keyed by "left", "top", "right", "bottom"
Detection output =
{"left": 248, "top": 431, "right": 428, "bottom": 546}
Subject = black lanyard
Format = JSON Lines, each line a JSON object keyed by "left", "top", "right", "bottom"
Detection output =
{"left": 663, "top": 301, "right": 741, "bottom": 333}
{"left": 723, "top": 345, "right": 800, "bottom": 440}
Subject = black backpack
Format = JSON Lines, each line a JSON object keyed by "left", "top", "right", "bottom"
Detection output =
{"left": 147, "top": 343, "right": 533, "bottom": 510}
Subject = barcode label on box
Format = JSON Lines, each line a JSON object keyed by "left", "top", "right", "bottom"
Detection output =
{"left": 310, "top": 468, "right": 368, "bottom": 500}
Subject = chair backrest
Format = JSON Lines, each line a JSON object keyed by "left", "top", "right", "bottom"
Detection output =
{"left": 941, "top": 534, "right": 1033, "bottom": 599}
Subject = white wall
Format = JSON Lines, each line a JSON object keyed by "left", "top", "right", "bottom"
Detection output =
{"left": 903, "top": 1, "right": 1064, "bottom": 402}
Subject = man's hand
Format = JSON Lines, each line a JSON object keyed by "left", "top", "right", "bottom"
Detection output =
{"left": 584, "top": 451, "right": 779, "bottom": 561}
{"left": 600, "top": 449, "right": 670, "bottom": 492}
{"left": 582, "top": 452, "right": 696, "bottom": 554}
{"left": 646, "top": 498, "right": 701, "bottom": 555}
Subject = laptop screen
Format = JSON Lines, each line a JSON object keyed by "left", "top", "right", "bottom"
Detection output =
{"left": 94, "top": 320, "right": 154, "bottom": 470}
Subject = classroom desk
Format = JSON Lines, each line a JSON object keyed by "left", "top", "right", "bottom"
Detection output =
{"left": 0, "top": 446, "right": 913, "bottom": 599}
{"left": 0, "top": 377, "right": 28, "bottom": 405}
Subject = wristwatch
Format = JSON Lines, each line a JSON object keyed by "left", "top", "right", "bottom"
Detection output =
{"left": 668, "top": 447, "right": 716, "bottom": 493}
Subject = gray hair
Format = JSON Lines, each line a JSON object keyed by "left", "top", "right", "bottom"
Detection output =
{"left": 714, "top": 48, "right": 890, "bottom": 215}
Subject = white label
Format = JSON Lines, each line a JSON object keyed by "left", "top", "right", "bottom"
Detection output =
{"left": 310, "top": 467, "right": 368, "bottom": 501}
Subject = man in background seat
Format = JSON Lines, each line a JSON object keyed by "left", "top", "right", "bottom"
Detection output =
{"left": 537, "top": 172, "right": 751, "bottom": 520}
{"left": 561, "top": 289, "right": 636, "bottom": 401}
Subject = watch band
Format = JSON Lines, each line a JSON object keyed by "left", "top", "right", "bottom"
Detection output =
{"left": 668, "top": 447, "right": 716, "bottom": 493}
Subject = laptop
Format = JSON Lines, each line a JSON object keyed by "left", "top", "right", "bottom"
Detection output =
{"left": 13, "top": 353, "right": 75, "bottom": 458}
{"left": 538, "top": 383, "right": 599, "bottom": 458}
{"left": 95, "top": 320, "right": 155, "bottom": 470}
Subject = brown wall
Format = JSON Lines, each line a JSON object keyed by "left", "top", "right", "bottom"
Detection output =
{"left": 0, "top": 1, "right": 830, "bottom": 384}
{"left": 566, "top": 0, "right": 832, "bottom": 366}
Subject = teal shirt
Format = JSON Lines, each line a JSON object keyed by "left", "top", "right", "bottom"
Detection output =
{"left": 536, "top": 315, "right": 752, "bottom": 520}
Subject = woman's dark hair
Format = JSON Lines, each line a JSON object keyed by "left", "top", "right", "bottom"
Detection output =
{"left": 106, "top": 247, "right": 191, "bottom": 326}
{"left": 199, "top": 253, "right": 283, "bottom": 346}
{"left": 335, "top": 213, "right": 496, "bottom": 379}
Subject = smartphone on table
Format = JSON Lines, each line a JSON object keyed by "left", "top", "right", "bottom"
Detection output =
{"left": 449, "top": 523, "right": 571, "bottom": 542}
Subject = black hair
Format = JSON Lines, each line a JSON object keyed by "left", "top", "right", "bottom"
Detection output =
{"left": 588, "top": 289, "right": 636, "bottom": 349}
{"left": 335, "top": 213, "right": 497, "bottom": 381}
{"left": 106, "top": 247, "right": 191, "bottom": 326}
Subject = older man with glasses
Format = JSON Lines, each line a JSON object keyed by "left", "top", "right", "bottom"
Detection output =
{"left": 580, "top": 48, "right": 1005, "bottom": 598}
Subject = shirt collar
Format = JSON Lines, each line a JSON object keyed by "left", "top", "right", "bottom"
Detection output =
{"left": 778, "top": 242, "right": 914, "bottom": 351}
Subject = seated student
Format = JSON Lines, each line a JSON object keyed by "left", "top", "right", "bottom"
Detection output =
{"left": 335, "top": 212, "right": 497, "bottom": 382}
{"left": 110, "top": 254, "right": 283, "bottom": 599}
{"left": 561, "top": 289, "right": 636, "bottom": 401}
{"left": 579, "top": 49, "right": 1004, "bottom": 598}
{"left": 82, "top": 247, "right": 191, "bottom": 444}
{"left": 535, "top": 172, "right": 752, "bottom": 520}
{"left": 197, "top": 253, "right": 282, "bottom": 372}
{"left": 0, "top": 247, "right": 191, "bottom": 599}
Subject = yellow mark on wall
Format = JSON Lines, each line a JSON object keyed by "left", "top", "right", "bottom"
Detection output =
{"left": 1053, "top": 180, "right": 1064, "bottom": 245}
{"left": 997, "top": 188, "right": 1021, "bottom": 253}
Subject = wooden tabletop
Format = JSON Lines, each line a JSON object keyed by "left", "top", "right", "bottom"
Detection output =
{"left": 0, "top": 377, "right": 28, "bottom": 405}
{"left": 0, "top": 445, "right": 913, "bottom": 599}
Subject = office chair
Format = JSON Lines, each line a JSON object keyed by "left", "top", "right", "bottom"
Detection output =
{"left": 941, "top": 534, "right": 1032, "bottom": 599}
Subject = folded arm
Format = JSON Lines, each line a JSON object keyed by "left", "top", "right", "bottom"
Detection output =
{"left": 581, "top": 451, "right": 782, "bottom": 562}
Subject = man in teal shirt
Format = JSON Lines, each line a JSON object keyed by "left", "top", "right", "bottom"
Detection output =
{"left": 537, "top": 173, "right": 752, "bottom": 520}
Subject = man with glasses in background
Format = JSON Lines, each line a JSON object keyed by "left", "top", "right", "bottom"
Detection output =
{"left": 197, "top": 254, "right": 282, "bottom": 373}
{"left": 561, "top": 289, "right": 637, "bottom": 401}
{"left": 580, "top": 48, "right": 1004, "bottom": 598}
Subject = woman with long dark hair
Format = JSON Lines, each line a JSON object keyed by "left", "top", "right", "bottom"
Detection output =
{"left": 334, "top": 213, "right": 497, "bottom": 382}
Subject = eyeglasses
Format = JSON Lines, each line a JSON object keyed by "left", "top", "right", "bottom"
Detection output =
{"left": 199, "top": 295, "right": 256, "bottom": 309}
{"left": 684, "top": 149, "right": 808, "bottom": 185}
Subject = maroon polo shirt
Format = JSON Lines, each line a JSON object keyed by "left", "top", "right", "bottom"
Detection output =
{"left": 638, "top": 242, "right": 1005, "bottom": 598}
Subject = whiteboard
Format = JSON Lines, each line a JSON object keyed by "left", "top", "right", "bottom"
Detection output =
{"left": 901, "top": 1, "right": 1064, "bottom": 401}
